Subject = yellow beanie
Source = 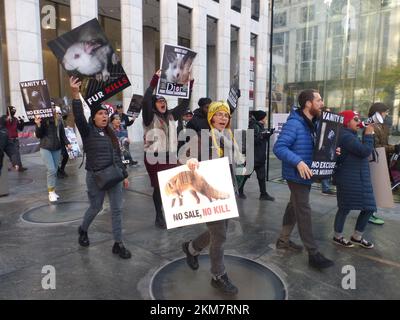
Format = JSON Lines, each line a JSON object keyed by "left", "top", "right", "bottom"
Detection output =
{"left": 207, "top": 101, "right": 231, "bottom": 129}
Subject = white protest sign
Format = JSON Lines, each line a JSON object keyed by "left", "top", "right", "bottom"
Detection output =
{"left": 158, "top": 157, "right": 239, "bottom": 229}
{"left": 271, "top": 113, "right": 289, "bottom": 148}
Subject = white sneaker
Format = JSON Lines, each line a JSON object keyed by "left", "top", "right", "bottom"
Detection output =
{"left": 49, "top": 191, "right": 58, "bottom": 202}
{"left": 54, "top": 192, "right": 60, "bottom": 199}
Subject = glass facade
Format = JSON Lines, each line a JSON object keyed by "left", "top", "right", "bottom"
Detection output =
{"left": 271, "top": 0, "right": 400, "bottom": 135}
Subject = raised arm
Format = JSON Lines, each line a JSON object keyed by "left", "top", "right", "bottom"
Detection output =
{"left": 142, "top": 70, "right": 160, "bottom": 127}
{"left": 69, "top": 77, "right": 90, "bottom": 138}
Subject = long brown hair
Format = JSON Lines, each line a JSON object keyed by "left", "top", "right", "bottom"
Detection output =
{"left": 104, "top": 124, "right": 120, "bottom": 150}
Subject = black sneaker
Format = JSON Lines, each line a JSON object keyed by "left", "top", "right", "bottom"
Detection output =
{"left": 112, "top": 242, "right": 132, "bottom": 259}
{"left": 260, "top": 193, "right": 275, "bottom": 201}
{"left": 237, "top": 193, "right": 247, "bottom": 199}
{"left": 332, "top": 236, "right": 354, "bottom": 248}
{"left": 350, "top": 236, "right": 374, "bottom": 249}
{"left": 18, "top": 166, "right": 27, "bottom": 172}
{"left": 182, "top": 242, "right": 199, "bottom": 270}
{"left": 211, "top": 273, "right": 238, "bottom": 296}
{"left": 78, "top": 226, "right": 89, "bottom": 247}
{"left": 131, "top": 160, "right": 138, "bottom": 166}
{"left": 309, "top": 252, "right": 334, "bottom": 269}
{"left": 321, "top": 190, "right": 336, "bottom": 196}
{"left": 57, "top": 169, "right": 66, "bottom": 179}
{"left": 276, "top": 239, "right": 303, "bottom": 252}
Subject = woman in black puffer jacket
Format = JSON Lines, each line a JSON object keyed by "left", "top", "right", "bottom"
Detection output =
{"left": 70, "top": 77, "right": 131, "bottom": 260}
{"left": 34, "top": 105, "right": 70, "bottom": 203}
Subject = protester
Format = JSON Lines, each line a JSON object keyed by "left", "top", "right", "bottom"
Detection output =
{"left": 69, "top": 77, "right": 131, "bottom": 259}
{"left": 56, "top": 106, "right": 70, "bottom": 178}
{"left": 1, "top": 106, "right": 26, "bottom": 171}
{"left": 332, "top": 110, "right": 376, "bottom": 248}
{"left": 34, "top": 105, "right": 71, "bottom": 203}
{"left": 186, "top": 97, "right": 212, "bottom": 133}
{"left": 110, "top": 113, "right": 134, "bottom": 166}
{"left": 142, "top": 70, "right": 194, "bottom": 229}
{"left": 238, "top": 110, "right": 275, "bottom": 201}
{"left": 177, "top": 109, "right": 193, "bottom": 151}
{"left": 273, "top": 89, "right": 335, "bottom": 269}
{"left": 366, "top": 103, "right": 400, "bottom": 225}
{"left": 182, "top": 101, "right": 245, "bottom": 296}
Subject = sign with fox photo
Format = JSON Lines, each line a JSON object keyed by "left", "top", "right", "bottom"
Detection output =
{"left": 158, "top": 157, "right": 239, "bottom": 229}
{"left": 47, "top": 18, "right": 131, "bottom": 109}
{"left": 157, "top": 44, "right": 197, "bottom": 99}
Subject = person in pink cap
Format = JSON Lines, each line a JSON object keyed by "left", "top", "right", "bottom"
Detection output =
{"left": 332, "top": 110, "right": 376, "bottom": 249}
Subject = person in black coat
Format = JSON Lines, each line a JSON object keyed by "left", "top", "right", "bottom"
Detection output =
{"left": 70, "top": 77, "right": 131, "bottom": 259}
{"left": 186, "top": 97, "right": 212, "bottom": 133}
{"left": 332, "top": 110, "right": 376, "bottom": 249}
{"left": 238, "top": 110, "right": 275, "bottom": 201}
{"left": 34, "top": 107, "right": 71, "bottom": 203}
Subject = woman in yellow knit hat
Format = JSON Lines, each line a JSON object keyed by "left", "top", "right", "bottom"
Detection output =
{"left": 182, "top": 101, "right": 244, "bottom": 296}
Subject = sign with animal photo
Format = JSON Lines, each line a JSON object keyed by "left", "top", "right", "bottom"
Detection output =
{"left": 311, "top": 111, "right": 344, "bottom": 180}
{"left": 158, "top": 157, "right": 239, "bottom": 229}
{"left": 47, "top": 18, "right": 131, "bottom": 109}
{"left": 127, "top": 94, "right": 143, "bottom": 117}
{"left": 157, "top": 44, "right": 197, "bottom": 99}
{"left": 19, "top": 79, "right": 53, "bottom": 121}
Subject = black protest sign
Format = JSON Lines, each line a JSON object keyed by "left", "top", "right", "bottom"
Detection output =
{"left": 227, "top": 86, "right": 241, "bottom": 111}
{"left": 47, "top": 18, "right": 131, "bottom": 109}
{"left": 18, "top": 124, "right": 40, "bottom": 154}
{"left": 157, "top": 44, "right": 197, "bottom": 99}
{"left": 127, "top": 94, "right": 143, "bottom": 117}
{"left": 19, "top": 79, "right": 53, "bottom": 120}
{"left": 311, "top": 111, "right": 344, "bottom": 180}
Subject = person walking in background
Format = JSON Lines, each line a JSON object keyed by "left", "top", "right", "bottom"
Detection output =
{"left": 273, "top": 89, "right": 335, "bottom": 269}
{"left": 332, "top": 110, "right": 376, "bottom": 249}
{"left": 142, "top": 70, "right": 194, "bottom": 229}
{"left": 57, "top": 106, "right": 70, "bottom": 179}
{"left": 70, "top": 77, "right": 131, "bottom": 259}
{"left": 366, "top": 102, "right": 400, "bottom": 225}
{"left": 238, "top": 110, "right": 275, "bottom": 201}
{"left": 1, "top": 106, "right": 26, "bottom": 172}
{"left": 34, "top": 105, "right": 71, "bottom": 203}
{"left": 186, "top": 97, "right": 212, "bottom": 133}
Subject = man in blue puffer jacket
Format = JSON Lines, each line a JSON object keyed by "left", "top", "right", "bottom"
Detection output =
{"left": 273, "top": 89, "right": 334, "bottom": 269}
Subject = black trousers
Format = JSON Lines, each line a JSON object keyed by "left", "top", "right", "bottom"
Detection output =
{"left": 238, "top": 164, "right": 266, "bottom": 195}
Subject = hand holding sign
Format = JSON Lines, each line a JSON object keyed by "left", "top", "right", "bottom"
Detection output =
{"left": 297, "top": 161, "right": 313, "bottom": 180}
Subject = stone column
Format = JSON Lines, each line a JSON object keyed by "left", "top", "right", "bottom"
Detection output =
{"left": 4, "top": 0, "right": 43, "bottom": 117}
{"left": 159, "top": 0, "right": 178, "bottom": 107}
{"left": 237, "top": 0, "right": 251, "bottom": 129}
{"left": 191, "top": 0, "right": 208, "bottom": 110}
{"left": 216, "top": 0, "right": 231, "bottom": 101}
{"left": 254, "top": 0, "right": 269, "bottom": 112}
{"left": 70, "top": 0, "right": 98, "bottom": 28}
{"left": 121, "top": 0, "right": 144, "bottom": 142}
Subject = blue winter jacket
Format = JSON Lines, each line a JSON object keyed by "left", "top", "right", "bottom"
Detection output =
{"left": 273, "top": 109, "right": 315, "bottom": 185}
{"left": 334, "top": 128, "right": 376, "bottom": 212}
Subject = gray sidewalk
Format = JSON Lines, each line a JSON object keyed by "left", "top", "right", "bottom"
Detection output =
{"left": 0, "top": 144, "right": 399, "bottom": 300}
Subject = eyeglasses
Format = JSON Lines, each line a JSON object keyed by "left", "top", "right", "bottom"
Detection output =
{"left": 214, "top": 112, "right": 230, "bottom": 119}
{"left": 353, "top": 117, "right": 360, "bottom": 122}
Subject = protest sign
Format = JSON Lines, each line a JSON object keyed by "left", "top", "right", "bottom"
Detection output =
{"left": 127, "top": 94, "right": 143, "bottom": 117}
{"left": 271, "top": 113, "right": 289, "bottom": 148}
{"left": 158, "top": 157, "right": 239, "bottom": 229}
{"left": 18, "top": 125, "right": 40, "bottom": 154}
{"left": 19, "top": 80, "right": 53, "bottom": 120}
{"left": 64, "top": 127, "right": 81, "bottom": 159}
{"left": 227, "top": 85, "right": 241, "bottom": 111}
{"left": 47, "top": 18, "right": 131, "bottom": 109}
{"left": 311, "top": 111, "right": 344, "bottom": 179}
{"left": 157, "top": 44, "right": 197, "bottom": 99}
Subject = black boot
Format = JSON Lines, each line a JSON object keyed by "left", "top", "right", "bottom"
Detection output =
{"left": 260, "top": 193, "right": 275, "bottom": 201}
{"left": 182, "top": 241, "right": 199, "bottom": 270}
{"left": 211, "top": 273, "right": 238, "bottom": 295}
{"left": 112, "top": 242, "right": 132, "bottom": 259}
{"left": 78, "top": 226, "right": 89, "bottom": 247}
{"left": 309, "top": 252, "right": 334, "bottom": 269}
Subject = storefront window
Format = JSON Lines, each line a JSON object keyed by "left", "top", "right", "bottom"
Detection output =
{"left": 271, "top": 0, "right": 400, "bottom": 135}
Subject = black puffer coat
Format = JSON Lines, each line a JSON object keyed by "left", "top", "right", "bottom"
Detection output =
{"left": 35, "top": 117, "right": 69, "bottom": 151}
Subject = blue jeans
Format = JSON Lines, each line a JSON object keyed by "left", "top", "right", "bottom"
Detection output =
{"left": 40, "top": 148, "right": 61, "bottom": 191}
{"left": 81, "top": 171, "right": 124, "bottom": 242}
{"left": 321, "top": 178, "right": 331, "bottom": 192}
{"left": 334, "top": 209, "right": 374, "bottom": 234}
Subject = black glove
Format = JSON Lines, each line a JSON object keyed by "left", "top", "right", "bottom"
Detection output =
{"left": 261, "top": 128, "right": 275, "bottom": 140}
{"left": 395, "top": 144, "right": 400, "bottom": 154}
